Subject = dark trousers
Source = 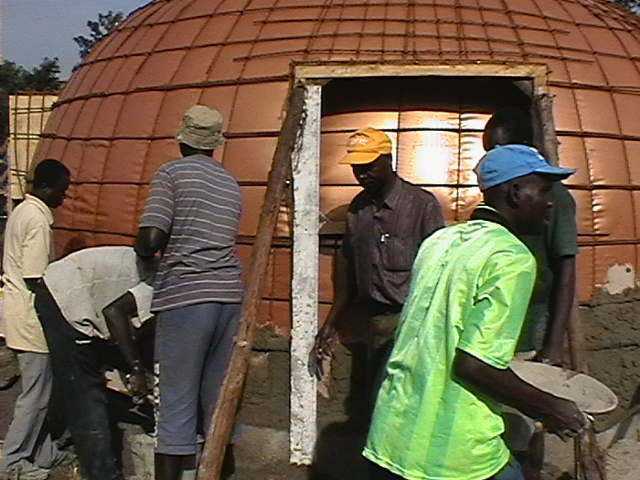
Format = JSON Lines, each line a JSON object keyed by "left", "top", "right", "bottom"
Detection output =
{"left": 366, "top": 310, "right": 401, "bottom": 418}
{"left": 367, "top": 461, "right": 404, "bottom": 480}
{"left": 35, "top": 287, "right": 123, "bottom": 480}
{"left": 367, "top": 458, "right": 524, "bottom": 480}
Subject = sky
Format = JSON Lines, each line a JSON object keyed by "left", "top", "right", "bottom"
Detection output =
{"left": 3, "top": 0, "right": 151, "bottom": 78}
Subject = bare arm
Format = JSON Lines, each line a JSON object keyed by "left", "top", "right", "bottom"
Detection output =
{"left": 319, "top": 251, "right": 354, "bottom": 337}
{"left": 454, "top": 349, "right": 585, "bottom": 437}
{"left": 135, "top": 226, "right": 168, "bottom": 258}
{"left": 539, "top": 256, "right": 575, "bottom": 365}
{"left": 310, "top": 251, "right": 355, "bottom": 379}
{"left": 104, "top": 292, "right": 149, "bottom": 397}
{"left": 104, "top": 292, "right": 144, "bottom": 368}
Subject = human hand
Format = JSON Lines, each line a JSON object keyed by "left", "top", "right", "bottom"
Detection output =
{"left": 126, "top": 368, "right": 151, "bottom": 400}
{"left": 533, "top": 346, "right": 564, "bottom": 367}
{"left": 542, "top": 397, "right": 588, "bottom": 441}
{"left": 308, "top": 325, "right": 337, "bottom": 380}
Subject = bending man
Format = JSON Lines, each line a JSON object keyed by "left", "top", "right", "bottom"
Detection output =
{"left": 34, "top": 246, "right": 155, "bottom": 480}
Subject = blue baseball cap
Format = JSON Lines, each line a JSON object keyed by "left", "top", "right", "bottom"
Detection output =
{"left": 474, "top": 144, "right": 575, "bottom": 191}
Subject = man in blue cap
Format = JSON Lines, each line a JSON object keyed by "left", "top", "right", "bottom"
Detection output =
{"left": 363, "top": 145, "right": 586, "bottom": 480}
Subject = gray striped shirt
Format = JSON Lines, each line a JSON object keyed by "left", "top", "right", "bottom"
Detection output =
{"left": 140, "top": 154, "right": 243, "bottom": 312}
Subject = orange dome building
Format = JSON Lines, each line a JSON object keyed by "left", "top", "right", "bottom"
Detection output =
{"left": 33, "top": 0, "right": 640, "bottom": 464}
{"left": 37, "top": 0, "right": 640, "bottom": 303}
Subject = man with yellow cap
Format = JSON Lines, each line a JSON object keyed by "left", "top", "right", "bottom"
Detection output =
{"left": 311, "top": 127, "right": 444, "bottom": 421}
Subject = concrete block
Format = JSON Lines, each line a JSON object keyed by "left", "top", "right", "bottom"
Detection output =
{"left": 239, "top": 351, "right": 290, "bottom": 430}
{"left": 126, "top": 431, "right": 154, "bottom": 480}
{"left": 581, "top": 304, "right": 640, "bottom": 351}
{"left": 234, "top": 425, "right": 307, "bottom": 480}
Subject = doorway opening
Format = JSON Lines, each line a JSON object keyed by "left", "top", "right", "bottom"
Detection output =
{"left": 288, "top": 64, "right": 554, "bottom": 467}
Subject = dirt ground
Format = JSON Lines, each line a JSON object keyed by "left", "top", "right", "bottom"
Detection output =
{"left": 0, "top": 362, "right": 640, "bottom": 480}
{"left": 537, "top": 433, "right": 640, "bottom": 480}
{"left": 604, "top": 439, "right": 640, "bottom": 480}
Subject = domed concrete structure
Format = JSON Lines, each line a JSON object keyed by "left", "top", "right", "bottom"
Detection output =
{"left": 37, "top": 0, "right": 640, "bottom": 305}
{"left": 33, "top": 2, "right": 640, "bottom": 459}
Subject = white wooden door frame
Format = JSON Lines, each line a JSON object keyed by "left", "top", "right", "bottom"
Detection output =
{"left": 289, "top": 62, "right": 550, "bottom": 465}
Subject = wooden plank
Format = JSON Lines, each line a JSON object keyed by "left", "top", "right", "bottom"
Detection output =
{"left": 196, "top": 84, "right": 307, "bottom": 480}
{"left": 290, "top": 83, "right": 321, "bottom": 465}
{"left": 536, "top": 93, "right": 560, "bottom": 166}
{"left": 294, "top": 63, "right": 549, "bottom": 93}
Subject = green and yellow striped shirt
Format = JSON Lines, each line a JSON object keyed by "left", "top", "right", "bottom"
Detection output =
{"left": 364, "top": 217, "right": 536, "bottom": 480}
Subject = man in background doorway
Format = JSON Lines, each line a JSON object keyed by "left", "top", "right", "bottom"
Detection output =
{"left": 483, "top": 108, "right": 579, "bottom": 480}
{"left": 1, "top": 159, "right": 71, "bottom": 480}
{"left": 311, "top": 127, "right": 444, "bottom": 421}
{"left": 483, "top": 108, "right": 578, "bottom": 364}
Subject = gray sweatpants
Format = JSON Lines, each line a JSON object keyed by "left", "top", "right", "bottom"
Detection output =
{"left": 154, "top": 302, "right": 240, "bottom": 455}
{"left": 2, "top": 351, "right": 62, "bottom": 472}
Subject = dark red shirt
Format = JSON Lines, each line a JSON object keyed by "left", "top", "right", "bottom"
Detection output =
{"left": 343, "top": 176, "right": 444, "bottom": 308}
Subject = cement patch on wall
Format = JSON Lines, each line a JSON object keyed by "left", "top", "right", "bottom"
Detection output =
{"left": 581, "top": 287, "right": 640, "bottom": 413}
{"left": 239, "top": 329, "right": 363, "bottom": 430}
{"left": 603, "top": 264, "right": 636, "bottom": 296}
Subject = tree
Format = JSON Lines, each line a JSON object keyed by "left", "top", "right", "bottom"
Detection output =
{"left": 612, "top": 0, "right": 640, "bottom": 13}
{"left": 23, "top": 58, "right": 62, "bottom": 92}
{"left": 0, "top": 61, "right": 28, "bottom": 94}
{"left": 0, "top": 57, "right": 62, "bottom": 93}
{"left": 0, "top": 57, "right": 62, "bottom": 161}
{"left": 73, "top": 10, "right": 125, "bottom": 60}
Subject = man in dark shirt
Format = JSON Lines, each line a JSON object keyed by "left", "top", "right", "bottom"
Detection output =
{"left": 484, "top": 109, "right": 578, "bottom": 364}
{"left": 311, "top": 127, "right": 444, "bottom": 416}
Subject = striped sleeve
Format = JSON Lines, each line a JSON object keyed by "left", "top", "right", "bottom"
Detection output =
{"left": 140, "top": 168, "right": 174, "bottom": 233}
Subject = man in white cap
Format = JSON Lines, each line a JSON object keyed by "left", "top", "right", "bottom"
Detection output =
{"left": 136, "top": 105, "right": 242, "bottom": 480}
{"left": 364, "top": 145, "right": 586, "bottom": 480}
{"left": 311, "top": 127, "right": 444, "bottom": 423}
